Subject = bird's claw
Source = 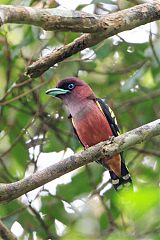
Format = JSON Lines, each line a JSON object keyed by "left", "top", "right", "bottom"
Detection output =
{"left": 84, "top": 144, "right": 89, "bottom": 150}
{"left": 108, "top": 136, "right": 115, "bottom": 143}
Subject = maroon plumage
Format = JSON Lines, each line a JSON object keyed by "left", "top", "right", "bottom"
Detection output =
{"left": 46, "top": 77, "right": 132, "bottom": 190}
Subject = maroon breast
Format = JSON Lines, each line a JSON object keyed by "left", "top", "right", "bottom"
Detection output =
{"left": 73, "top": 102, "right": 113, "bottom": 148}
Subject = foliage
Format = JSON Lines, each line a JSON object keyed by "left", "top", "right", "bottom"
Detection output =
{"left": 0, "top": 0, "right": 160, "bottom": 239}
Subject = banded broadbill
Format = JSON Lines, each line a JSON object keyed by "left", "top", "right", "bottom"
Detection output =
{"left": 46, "top": 77, "right": 132, "bottom": 190}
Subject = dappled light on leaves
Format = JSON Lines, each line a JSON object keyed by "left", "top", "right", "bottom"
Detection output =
{"left": 0, "top": 0, "right": 160, "bottom": 239}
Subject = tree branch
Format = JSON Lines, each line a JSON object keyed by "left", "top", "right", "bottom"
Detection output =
{"left": 1, "top": 3, "right": 160, "bottom": 77}
{"left": 0, "top": 2, "right": 159, "bottom": 33}
{"left": 0, "top": 5, "right": 99, "bottom": 32}
{"left": 0, "top": 119, "right": 160, "bottom": 204}
{"left": 117, "top": 89, "right": 160, "bottom": 110}
{"left": 0, "top": 219, "right": 17, "bottom": 240}
{"left": 25, "top": 1, "right": 160, "bottom": 77}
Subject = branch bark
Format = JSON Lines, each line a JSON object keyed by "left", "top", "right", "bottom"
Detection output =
{"left": 0, "top": 2, "right": 159, "bottom": 33}
{"left": 0, "top": 119, "right": 160, "bottom": 204}
{"left": 26, "top": 1, "right": 160, "bottom": 77}
{"left": 0, "top": 220, "right": 17, "bottom": 240}
{"left": 1, "top": 3, "right": 160, "bottom": 77}
{"left": 0, "top": 5, "right": 99, "bottom": 32}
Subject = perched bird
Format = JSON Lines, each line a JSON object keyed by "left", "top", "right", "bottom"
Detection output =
{"left": 46, "top": 77, "right": 132, "bottom": 190}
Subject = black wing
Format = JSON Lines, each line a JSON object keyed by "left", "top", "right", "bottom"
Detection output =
{"left": 96, "top": 98, "right": 120, "bottom": 137}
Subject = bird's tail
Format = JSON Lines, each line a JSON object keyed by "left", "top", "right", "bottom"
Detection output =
{"left": 109, "top": 161, "right": 132, "bottom": 191}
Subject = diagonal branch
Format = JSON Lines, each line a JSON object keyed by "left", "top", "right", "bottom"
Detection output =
{"left": 0, "top": 119, "right": 160, "bottom": 204}
{"left": 1, "top": 3, "right": 160, "bottom": 77}
{"left": 25, "top": 1, "right": 160, "bottom": 77}
{"left": 0, "top": 3, "right": 160, "bottom": 33}
{"left": 0, "top": 219, "right": 17, "bottom": 240}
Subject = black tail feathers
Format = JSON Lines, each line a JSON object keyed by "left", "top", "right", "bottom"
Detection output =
{"left": 109, "top": 161, "right": 132, "bottom": 191}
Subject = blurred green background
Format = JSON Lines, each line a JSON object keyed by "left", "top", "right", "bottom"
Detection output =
{"left": 0, "top": 0, "right": 160, "bottom": 239}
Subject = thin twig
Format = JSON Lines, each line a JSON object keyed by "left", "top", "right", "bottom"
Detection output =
{"left": 0, "top": 80, "right": 49, "bottom": 106}
{"left": 0, "top": 219, "right": 17, "bottom": 240}
{"left": 149, "top": 27, "right": 160, "bottom": 66}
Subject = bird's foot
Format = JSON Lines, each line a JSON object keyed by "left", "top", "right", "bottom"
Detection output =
{"left": 108, "top": 136, "right": 115, "bottom": 143}
{"left": 84, "top": 145, "right": 89, "bottom": 150}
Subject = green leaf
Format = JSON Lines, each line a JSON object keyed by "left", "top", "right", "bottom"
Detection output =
{"left": 99, "top": 212, "right": 109, "bottom": 230}
{"left": 62, "top": 228, "right": 89, "bottom": 240}
{"left": 57, "top": 165, "right": 103, "bottom": 202}
{"left": 0, "top": 200, "right": 23, "bottom": 228}
{"left": 92, "top": 0, "right": 113, "bottom": 3}
{"left": 41, "top": 195, "right": 72, "bottom": 226}
{"left": 7, "top": 120, "right": 29, "bottom": 177}
{"left": 116, "top": 187, "right": 160, "bottom": 220}
{"left": 121, "top": 63, "right": 149, "bottom": 92}
{"left": 18, "top": 207, "right": 50, "bottom": 239}
{"left": 93, "top": 39, "right": 112, "bottom": 60}
{"left": 107, "top": 231, "right": 134, "bottom": 240}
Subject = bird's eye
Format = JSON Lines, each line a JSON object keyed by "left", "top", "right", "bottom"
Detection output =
{"left": 68, "top": 83, "right": 75, "bottom": 90}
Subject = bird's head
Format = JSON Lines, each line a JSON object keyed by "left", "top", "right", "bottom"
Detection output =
{"left": 46, "top": 77, "right": 95, "bottom": 104}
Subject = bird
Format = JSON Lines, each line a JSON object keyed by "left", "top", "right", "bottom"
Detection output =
{"left": 46, "top": 77, "right": 132, "bottom": 190}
